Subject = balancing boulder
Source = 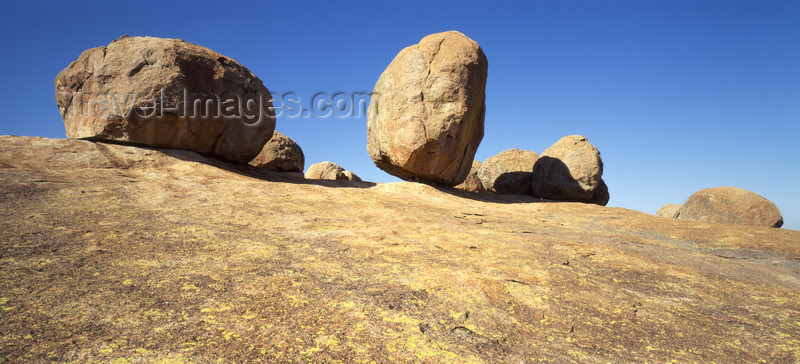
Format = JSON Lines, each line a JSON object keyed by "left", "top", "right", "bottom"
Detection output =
{"left": 367, "top": 31, "right": 488, "bottom": 186}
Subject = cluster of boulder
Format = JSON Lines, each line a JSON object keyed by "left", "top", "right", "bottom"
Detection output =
{"left": 657, "top": 187, "right": 784, "bottom": 228}
{"left": 304, "top": 162, "right": 361, "bottom": 182}
{"left": 451, "top": 136, "right": 609, "bottom": 205}
{"left": 54, "top": 35, "right": 349, "bottom": 182}
{"left": 366, "top": 31, "right": 608, "bottom": 205}
{"left": 54, "top": 33, "right": 783, "bottom": 227}
{"left": 56, "top": 32, "right": 610, "bottom": 199}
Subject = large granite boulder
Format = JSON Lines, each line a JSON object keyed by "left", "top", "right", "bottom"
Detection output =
{"left": 477, "top": 149, "right": 538, "bottom": 195}
{"left": 453, "top": 160, "right": 485, "bottom": 193}
{"left": 55, "top": 35, "right": 275, "bottom": 163}
{"left": 655, "top": 203, "right": 682, "bottom": 218}
{"left": 367, "top": 31, "right": 487, "bottom": 186}
{"left": 532, "top": 135, "right": 608, "bottom": 205}
{"left": 677, "top": 187, "right": 783, "bottom": 228}
{"left": 249, "top": 131, "right": 304, "bottom": 172}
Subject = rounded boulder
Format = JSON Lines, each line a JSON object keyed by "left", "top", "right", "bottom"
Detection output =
{"left": 305, "top": 162, "right": 361, "bottom": 182}
{"left": 677, "top": 187, "right": 783, "bottom": 228}
{"left": 532, "top": 135, "right": 608, "bottom": 205}
{"left": 478, "top": 149, "right": 539, "bottom": 195}
{"left": 367, "top": 31, "right": 487, "bottom": 186}
{"left": 55, "top": 36, "right": 275, "bottom": 163}
{"left": 249, "top": 131, "right": 304, "bottom": 172}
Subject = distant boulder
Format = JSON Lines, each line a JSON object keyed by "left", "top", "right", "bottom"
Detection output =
{"left": 477, "top": 149, "right": 539, "bottom": 195}
{"left": 305, "top": 162, "right": 361, "bottom": 182}
{"left": 453, "top": 160, "right": 485, "bottom": 193}
{"left": 532, "top": 135, "right": 608, "bottom": 205}
{"left": 677, "top": 187, "right": 783, "bottom": 228}
{"left": 367, "top": 31, "right": 487, "bottom": 186}
{"left": 342, "top": 171, "right": 362, "bottom": 182}
{"left": 305, "top": 162, "right": 346, "bottom": 180}
{"left": 655, "top": 203, "right": 682, "bottom": 218}
{"left": 55, "top": 36, "right": 275, "bottom": 163}
{"left": 249, "top": 131, "right": 304, "bottom": 172}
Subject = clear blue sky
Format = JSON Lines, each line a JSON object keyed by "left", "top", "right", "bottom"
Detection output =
{"left": 1, "top": 0, "right": 798, "bottom": 229}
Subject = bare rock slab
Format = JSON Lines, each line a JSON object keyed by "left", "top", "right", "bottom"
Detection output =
{"left": 1, "top": 136, "right": 800, "bottom": 362}
{"left": 55, "top": 35, "right": 275, "bottom": 163}
{"left": 367, "top": 31, "right": 488, "bottom": 186}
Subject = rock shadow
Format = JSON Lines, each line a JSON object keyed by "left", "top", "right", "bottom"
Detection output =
{"left": 487, "top": 171, "right": 534, "bottom": 195}
{"left": 92, "top": 140, "right": 377, "bottom": 189}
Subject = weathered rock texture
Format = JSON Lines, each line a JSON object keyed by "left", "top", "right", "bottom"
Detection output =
{"left": 367, "top": 31, "right": 487, "bottom": 186}
{"left": 249, "top": 131, "right": 304, "bottom": 172}
{"left": 478, "top": 149, "right": 539, "bottom": 195}
{"left": 532, "top": 135, "right": 609, "bottom": 205}
{"left": 656, "top": 203, "right": 682, "bottom": 218}
{"left": 55, "top": 36, "right": 275, "bottom": 163}
{"left": 305, "top": 161, "right": 360, "bottom": 181}
{"left": 453, "top": 160, "right": 485, "bottom": 193}
{"left": 678, "top": 187, "right": 784, "bottom": 228}
{"left": 2, "top": 135, "right": 799, "bottom": 362}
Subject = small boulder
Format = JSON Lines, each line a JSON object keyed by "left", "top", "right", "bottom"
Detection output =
{"left": 342, "top": 171, "right": 362, "bottom": 182}
{"left": 655, "top": 203, "right": 682, "bottom": 218}
{"left": 532, "top": 135, "right": 608, "bottom": 205}
{"left": 305, "top": 162, "right": 346, "bottom": 180}
{"left": 453, "top": 160, "right": 485, "bottom": 193}
{"left": 677, "top": 187, "right": 783, "bottom": 228}
{"left": 305, "top": 162, "right": 361, "bottom": 181}
{"left": 249, "top": 131, "right": 304, "bottom": 172}
{"left": 367, "top": 31, "right": 488, "bottom": 186}
{"left": 477, "top": 149, "right": 539, "bottom": 195}
{"left": 55, "top": 36, "right": 275, "bottom": 163}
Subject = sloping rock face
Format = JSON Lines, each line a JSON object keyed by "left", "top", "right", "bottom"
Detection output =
{"left": 249, "top": 131, "right": 304, "bottom": 172}
{"left": 532, "top": 135, "right": 609, "bottom": 205}
{"left": 367, "top": 31, "right": 487, "bottom": 186}
{"left": 453, "top": 160, "right": 485, "bottom": 193}
{"left": 478, "top": 149, "right": 538, "bottom": 195}
{"left": 55, "top": 36, "right": 275, "bottom": 163}
{"left": 656, "top": 203, "right": 682, "bottom": 218}
{"left": 678, "top": 187, "right": 784, "bottom": 228}
{"left": 2, "top": 135, "right": 799, "bottom": 362}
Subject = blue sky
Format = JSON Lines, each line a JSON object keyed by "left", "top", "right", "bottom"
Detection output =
{"left": 1, "top": 0, "right": 798, "bottom": 229}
